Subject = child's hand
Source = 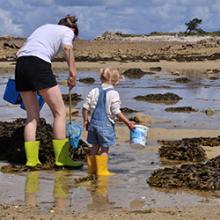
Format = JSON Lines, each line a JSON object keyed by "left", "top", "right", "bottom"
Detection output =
{"left": 127, "top": 120, "right": 136, "bottom": 130}
{"left": 83, "top": 120, "right": 89, "bottom": 131}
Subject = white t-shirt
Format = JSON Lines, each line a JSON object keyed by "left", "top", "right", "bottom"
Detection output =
{"left": 83, "top": 84, "right": 122, "bottom": 124}
{"left": 17, "top": 24, "right": 74, "bottom": 63}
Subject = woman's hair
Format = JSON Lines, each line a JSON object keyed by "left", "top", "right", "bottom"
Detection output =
{"left": 58, "top": 15, "right": 79, "bottom": 37}
{"left": 100, "top": 68, "right": 122, "bottom": 85}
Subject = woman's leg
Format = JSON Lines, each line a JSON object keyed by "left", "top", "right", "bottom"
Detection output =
{"left": 39, "top": 85, "right": 66, "bottom": 139}
{"left": 20, "top": 91, "right": 39, "bottom": 141}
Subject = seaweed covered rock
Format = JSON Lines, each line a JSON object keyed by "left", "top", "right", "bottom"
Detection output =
{"left": 134, "top": 93, "right": 182, "bottom": 104}
{"left": 165, "top": 106, "right": 197, "bottom": 113}
{"left": 79, "top": 77, "right": 95, "bottom": 84}
{"left": 62, "top": 93, "right": 83, "bottom": 105}
{"left": 120, "top": 107, "right": 137, "bottom": 113}
{"left": 123, "top": 68, "right": 154, "bottom": 79}
{"left": 148, "top": 155, "right": 220, "bottom": 190}
{"left": 158, "top": 136, "right": 220, "bottom": 147}
{"left": 174, "top": 77, "right": 191, "bottom": 83}
{"left": 159, "top": 142, "right": 206, "bottom": 162}
{"left": 0, "top": 118, "right": 89, "bottom": 172}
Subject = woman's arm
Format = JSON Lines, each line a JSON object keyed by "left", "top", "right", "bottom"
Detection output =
{"left": 63, "top": 44, "right": 77, "bottom": 88}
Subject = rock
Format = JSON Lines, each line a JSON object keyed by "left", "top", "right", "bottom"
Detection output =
{"left": 120, "top": 107, "right": 137, "bottom": 113}
{"left": 147, "top": 155, "right": 220, "bottom": 190}
{"left": 123, "top": 68, "right": 147, "bottom": 79}
{"left": 149, "top": 66, "right": 162, "bottom": 72}
{"left": 134, "top": 93, "right": 182, "bottom": 104}
{"left": 62, "top": 93, "right": 83, "bottom": 106}
{"left": 165, "top": 106, "right": 197, "bottom": 112}
{"left": 159, "top": 142, "right": 206, "bottom": 162}
{"left": 79, "top": 77, "right": 95, "bottom": 84}
{"left": 129, "top": 113, "right": 153, "bottom": 124}
{"left": 204, "top": 108, "right": 216, "bottom": 117}
{"left": 0, "top": 118, "right": 89, "bottom": 172}
{"left": 174, "top": 77, "right": 191, "bottom": 83}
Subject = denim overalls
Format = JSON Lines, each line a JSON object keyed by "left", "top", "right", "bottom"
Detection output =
{"left": 87, "top": 87, "right": 116, "bottom": 147}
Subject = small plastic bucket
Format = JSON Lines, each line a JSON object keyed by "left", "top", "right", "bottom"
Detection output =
{"left": 3, "top": 79, "right": 45, "bottom": 110}
{"left": 130, "top": 125, "right": 149, "bottom": 147}
{"left": 3, "top": 79, "right": 21, "bottom": 104}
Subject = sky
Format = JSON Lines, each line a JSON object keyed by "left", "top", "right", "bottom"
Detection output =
{"left": 1, "top": 0, "right": 220, "bottom": 39}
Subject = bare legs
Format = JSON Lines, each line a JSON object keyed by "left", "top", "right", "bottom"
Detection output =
{"left": 39, "top": 85, "right": 66, "bottom": 139}
{"left": 21, "top": 85, "right": 66, "bottom": 141}
{"left": 20, "top": 91, "right": 40, "bottom": 141}
{"left": 90, "top": 145, "right": 109, "bottom": 156}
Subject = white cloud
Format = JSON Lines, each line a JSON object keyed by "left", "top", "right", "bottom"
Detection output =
{"left": 0, "top": 8, "right": 23, "bottom": 36}
{"left": 0, "top": 0, "right": 219, "bottom": 38}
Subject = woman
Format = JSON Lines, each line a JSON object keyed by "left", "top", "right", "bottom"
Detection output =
{"left": 15, "top": 15, "right": 82, "bottom": 168}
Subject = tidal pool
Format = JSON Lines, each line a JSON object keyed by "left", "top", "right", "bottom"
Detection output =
{"left": 1, "top": 70, "right": 220, "bottom": 213}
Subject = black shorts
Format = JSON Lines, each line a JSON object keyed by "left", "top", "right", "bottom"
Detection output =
{"left": 15, "top": 56, "right": 57, "bottom": 91}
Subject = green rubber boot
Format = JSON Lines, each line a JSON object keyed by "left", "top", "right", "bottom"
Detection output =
{"left": 52, "top": 139, "right": 83, "bottom": 168}
{"left": 24, "top": 141, "right": 41, "bottom": 167}
{"left": 25, "top": 171, "right": 40, "bottom": 193}
{"left": 53, "top": 171, "right": 69, "bottom": 199}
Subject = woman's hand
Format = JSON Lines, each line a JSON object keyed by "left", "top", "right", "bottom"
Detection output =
{"left": 67, "top": 73, "right": 76, "bottom": 88}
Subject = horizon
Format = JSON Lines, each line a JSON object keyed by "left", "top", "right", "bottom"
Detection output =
{"left": 1, "top": 0, "right": 220, "bottom": 39}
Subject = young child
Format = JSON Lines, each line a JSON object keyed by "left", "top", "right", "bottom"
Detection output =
{"left": 82, "top": 68, "right": 135, "bottom": 176}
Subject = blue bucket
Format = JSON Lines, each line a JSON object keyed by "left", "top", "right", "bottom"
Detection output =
{"left": 130, "top": 125, "right": 149, "bottom": 147}
{"left": 3, "top": 79, "right": 45, "bottom": 110}
{"left": 3, "top": 79, "right": 21, "bottom": 104}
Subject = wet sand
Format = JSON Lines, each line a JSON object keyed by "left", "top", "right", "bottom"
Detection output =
{"left": 1, "top": 60, "right": 220, "bottom": 73}
{"left": 1, "top": 127, "right": 220, "bottom": 219}
{"left": 1, "top": 203, "right": 220, "bottom": 220}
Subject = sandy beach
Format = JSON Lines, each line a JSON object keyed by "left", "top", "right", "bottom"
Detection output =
{"left": 1, "top": 59, "right": 220, "bottom": 74}
{"left": 1, "top": 34, "right": 220, "bottom": 219}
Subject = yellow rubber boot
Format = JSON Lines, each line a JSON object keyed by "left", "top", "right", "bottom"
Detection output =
{"left": 87, "top": 155, "right": 96, "bottom": 175}
{"left": 96, "top": 176, "right": 108, "bottom": 197}
{"left": 95, "top": 155, "right": 114, "bottom": 176}
{"left": 24, "top": 141, "right": 41, "bottom": 167}
{"left": 52, "top": 139, "right": 83, "bottom": 168}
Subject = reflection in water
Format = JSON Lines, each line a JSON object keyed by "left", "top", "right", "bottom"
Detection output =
{"left": 87, "top": 176, "right": 114, "bottom": 212}
{"left": 52, "top": 170, "right": 70, "bottom": 213}
{"left": 25, "top": 171, "right": 40, "bottom": 207}
{"left": 24, "top": 171, "right": 115, "bottom": 212}
{"left": 24, "top": 170, "right": 72, "bottom": 213}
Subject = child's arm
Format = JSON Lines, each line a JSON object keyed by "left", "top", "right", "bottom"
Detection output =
{"left": 82, "top": 107, "right": 89, "bottom": 131}
{"left": 117, "top": 112, "right": 136, "bottom": 130}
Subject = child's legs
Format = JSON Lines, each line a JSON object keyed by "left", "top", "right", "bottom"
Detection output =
{"left": 20, "top": 91, "right": 40, "bottom": 141}
{"left": 100, "top": 147, "right": 109, "bottom": 156}
{"left": 90, "top": 145, "right": 99, "bottom": 156}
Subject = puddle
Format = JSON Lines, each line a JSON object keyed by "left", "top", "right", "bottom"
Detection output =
{"left": 1, "top": 70, "right": 220, "bottom": 212}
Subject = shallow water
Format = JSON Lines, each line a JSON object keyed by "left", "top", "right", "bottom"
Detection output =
{"left": 1, "top": 70, "right": 220, "bottom": 212}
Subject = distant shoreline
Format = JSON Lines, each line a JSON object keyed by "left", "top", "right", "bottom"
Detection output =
{"left": 1, "top": 60, "right": 220, "bottom": 74}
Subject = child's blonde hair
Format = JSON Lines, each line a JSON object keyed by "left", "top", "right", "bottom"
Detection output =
{"left": 100, "top": 68, "right": 122, "bottom": 85}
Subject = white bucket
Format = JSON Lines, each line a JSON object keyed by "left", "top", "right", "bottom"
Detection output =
{"left": 130, "top": 125, "right": 149, "bottom": 147}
